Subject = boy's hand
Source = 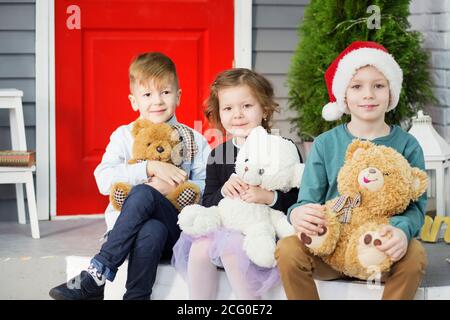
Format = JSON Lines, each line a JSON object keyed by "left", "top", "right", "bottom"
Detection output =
{"left": 241, "top": 185, "right": 275, "bottom": 205}
{"left": 221, "top": 175, "right": 248, "bottom": 198}
{"left": 147, "top": 161, "right": 187, "bottom": 186}
{"left": 376, "top": 225, "right": 408, "bottom": 262}
{"left": 145, "top": 176, "right": 177, "bottom": 196}
{"left": 290, "top": 203, "right": 326, "bottom": 236}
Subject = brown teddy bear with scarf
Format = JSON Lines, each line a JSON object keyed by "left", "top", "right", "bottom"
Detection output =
{"left": 299, "top": 140, "right": 428, "bottom": 280}
{"left": 110, "top": 118, "right": 201, "bottom": 212}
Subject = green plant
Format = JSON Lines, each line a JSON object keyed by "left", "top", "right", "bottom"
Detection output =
{"left": 287, "top": 0, "right": 436, "bottom": 141}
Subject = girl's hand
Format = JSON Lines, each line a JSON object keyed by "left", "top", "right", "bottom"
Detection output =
{"left": 145, "top": 176, "right": 177, "bottom": 196}
{"left": 290, "top": 203, "right": 326, "bottom": 236}
{"left": 147, "top": 161, "right": 187, "bottom": 186}
{"left": 241, "top": 185, "right": 275, "bottom": 205}
{"left": 221, "top": 174, "right": 248, "bottom": 198}
{"left": 376, "top": 225, "right": 408, "bottom": 262}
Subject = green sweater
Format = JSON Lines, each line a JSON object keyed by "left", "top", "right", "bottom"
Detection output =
{"left": 287, "top": 124, "right": 427, "bottom": 241}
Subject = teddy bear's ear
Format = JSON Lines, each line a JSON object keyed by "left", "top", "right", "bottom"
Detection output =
{"left": 170, "top": 128, "right": 181, "bottom": 144}
{"left": 242, "top": 126, "right": 268, "bottom": 156}
{"left": 410, "top": 168, "right": 428, "bottom": 201}
{"left": 345, "top": 140, "right": 375, "bottom": 161}
{"left": 131, "top": 119, "right": 152, "bottom": 137}
{"left": 246, "top": 126, "right": 267, "bottom": 142}
{"left": 171, "top": 143, "right": 184, "bottom": 166}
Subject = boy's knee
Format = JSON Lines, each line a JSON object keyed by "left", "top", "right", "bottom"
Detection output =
{"left": 275, "top": 235, "right": 311, "bottom": 269}
{"left": 401, "top": 239, "right": 428, "bottom": 275}
{"left": 139, "top": 220, "right": 168, "bottom": 241}
{"left": 135, "top": 220, "right": 168, "bottom": 253}
{"left": 128, "top": 184, "right": 158, "bottom": 204}
{"left": 391, "top": 240, "right": 427, "bottom": 281}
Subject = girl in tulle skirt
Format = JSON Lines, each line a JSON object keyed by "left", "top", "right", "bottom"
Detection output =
{"left": 172, "top": 68, "right": 301, "bottom": 299}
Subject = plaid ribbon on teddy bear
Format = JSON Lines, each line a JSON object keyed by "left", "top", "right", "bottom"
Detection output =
{"left": 332, "top": 193, "right": 361, "bottom": 224}
{"left": 171, "top": 124, "right": 198, "bottom": 164}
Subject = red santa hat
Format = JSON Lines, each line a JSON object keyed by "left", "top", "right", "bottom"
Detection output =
{"left": 322, "top": 41, "right": 403, "bottom": 121}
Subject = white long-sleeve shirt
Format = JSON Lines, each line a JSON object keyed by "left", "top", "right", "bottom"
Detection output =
{"left": 94, "top": 116, "right": 211, "bottom": 231}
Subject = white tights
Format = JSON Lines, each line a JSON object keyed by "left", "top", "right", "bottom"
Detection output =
{"left": 187, "top": 238, "right": 260, "bottom": 300}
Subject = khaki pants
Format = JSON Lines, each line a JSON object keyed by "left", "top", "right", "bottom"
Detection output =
{"left": 275, "top": 235, "right": 427, "bottom": 300}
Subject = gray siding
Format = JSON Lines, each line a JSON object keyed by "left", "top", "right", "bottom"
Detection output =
{"left": 252, "top": 0, "right": 309, "bottom": 146}
{"left": 0, "top": 0, "right": 36, "bottom": 221}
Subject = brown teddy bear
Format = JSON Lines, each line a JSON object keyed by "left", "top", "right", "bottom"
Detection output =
{"left": 299, "top": 140, "right": 428, "bottom": 280}
{"left": 110, "top": 119, "right": 201, "bottom": 212}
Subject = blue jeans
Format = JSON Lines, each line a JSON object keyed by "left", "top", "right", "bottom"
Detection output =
{"left": 91, "top": 184, "right": 180, "bottom": 300}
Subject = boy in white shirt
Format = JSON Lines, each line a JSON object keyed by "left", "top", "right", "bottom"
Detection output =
{"left": 49, "top": 52, "right": 210, "bottom": 300}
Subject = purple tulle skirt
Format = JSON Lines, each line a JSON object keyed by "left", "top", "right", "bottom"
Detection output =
{"left": 171, "top": 228, "right": 280, "bottom": 297}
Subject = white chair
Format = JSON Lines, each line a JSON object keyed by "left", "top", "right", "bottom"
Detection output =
{"left": 0, "top": 89, "right": 39, "bottom": 239}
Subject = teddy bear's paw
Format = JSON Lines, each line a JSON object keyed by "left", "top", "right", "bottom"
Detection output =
{"left": 269, "top": 209, "right": 296, "bottom": 238}
{"left": 113, "top": 189, "right": 127, "bottom": 209}
{"left": 191, "top": 210, "right": 221, "bottom": 235}
{"left": 177, "top": 188, "right": 199, "bottom": 210}
{"left": 177, "top": 205, "right": 203, "bottom": 232}
{"left": 299, "top": 225, "right": 328, "bottom": 250}
{"left": 243, "top": 238, "right": 277, "bottom": 268}
{"left": 178, "top": 205, "right": 220, "bottom": 236}
{"left": 110, "top": 182, "right": 133, "bottom": 211}
{"left": 243, "top": 225, "right": 277, "bottom": 268}
{"left": 357, "top": 231, "right": 389, "bottom": 269}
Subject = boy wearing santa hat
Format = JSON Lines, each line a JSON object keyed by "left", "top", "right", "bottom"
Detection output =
{"left": 276, "top": 41, "right": 427, "bottom": 300}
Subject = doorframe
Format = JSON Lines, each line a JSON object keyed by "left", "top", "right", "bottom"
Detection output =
{"left": 35, "top": 0, "right": 52, "bottom": 220}
{"left": 37, "top": 0, "right": 252, "bottom": 218}
{"left": 234, "top": 0, "right": 252, "bottom": 69}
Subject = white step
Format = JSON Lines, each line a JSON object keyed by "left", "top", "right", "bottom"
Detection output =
{"left": 66, "top": 256, "right": 429, "bottom": 300}
{"left": 2, "top": 254, "right": 448, "bottom": 300}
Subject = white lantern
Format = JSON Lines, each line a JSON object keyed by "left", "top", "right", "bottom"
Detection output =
{"left": 408, "top": 111, "right": 450, "bottom": 219}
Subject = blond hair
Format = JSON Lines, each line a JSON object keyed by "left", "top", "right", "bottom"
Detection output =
{"left": 129, "top": 52, "right": 179, "bottom": 92}
{"left": 204, "top": 68, "right": 279, "bottom": 132}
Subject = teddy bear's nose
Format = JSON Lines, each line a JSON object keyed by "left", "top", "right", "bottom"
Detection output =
{"left": 369, "top": 168, "right": 376, "bottom": 174}
{"left": 156, "top": 146, "right": 164, "bottom": 153}
{"left": 244, "top": 166, "right": 249, "bottom": 172}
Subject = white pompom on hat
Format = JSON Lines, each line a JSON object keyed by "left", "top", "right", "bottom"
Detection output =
{"left": 322, "top": 41, "right": 403, "bottom": 121}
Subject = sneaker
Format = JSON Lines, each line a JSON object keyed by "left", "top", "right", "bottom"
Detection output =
{"left": 49, "top": 271, "right": 105, "bottom": 300}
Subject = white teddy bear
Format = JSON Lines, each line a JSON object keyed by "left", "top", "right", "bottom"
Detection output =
{"left": 177, "top": 126, "right": 304, "bottom": 268}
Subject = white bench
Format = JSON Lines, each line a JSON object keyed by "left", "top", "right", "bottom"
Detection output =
{"left": 66, "top": 256, "right": 425, "bottom": 300}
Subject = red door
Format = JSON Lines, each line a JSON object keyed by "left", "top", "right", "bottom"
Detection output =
{"left": 55, "top": 0, "right": 234, "bottom": 215}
